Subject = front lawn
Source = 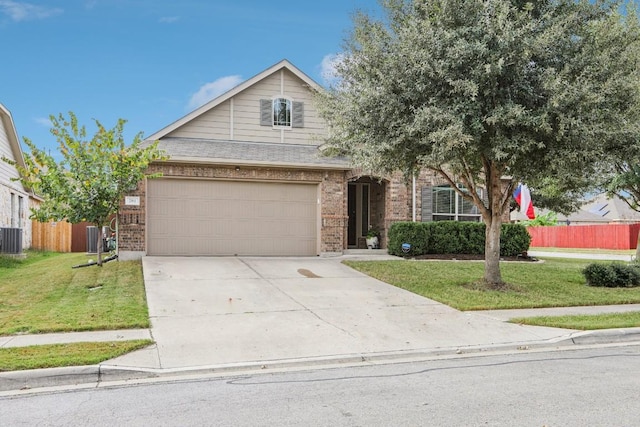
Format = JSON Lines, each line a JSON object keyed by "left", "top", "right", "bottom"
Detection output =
{"left": 511, "top": 312, "right": 640, "bottom": 330}
{"left": 344, "top": 258, "right": 640, "bottom": 311}
{"left": 0, "top": 340, "right": 153, "bottom": 371}
{"left": 0, "top": 251, "right": 149, "bottom": 335}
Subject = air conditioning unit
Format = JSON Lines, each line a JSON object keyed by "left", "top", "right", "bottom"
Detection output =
{"left": 0, "top": 227, "right": 23, "bottom": 254}
{"left": 86, "top": 226, "right": 99, "bottom": 253}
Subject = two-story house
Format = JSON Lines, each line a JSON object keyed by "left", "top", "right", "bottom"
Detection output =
{"left": 118, "top": 60, "right": 482, "bottom": 259}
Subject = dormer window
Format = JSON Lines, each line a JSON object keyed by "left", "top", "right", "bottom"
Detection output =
{"left": 273, "top": 98, "right": 291, "bottom": 127}
{"left": 260, "top": 98, "right": 304, "bottom": 128}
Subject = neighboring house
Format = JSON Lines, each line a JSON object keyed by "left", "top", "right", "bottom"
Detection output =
{"left": 118, "top": 60, "right": 484, "bottom": 259}
{"left": 0, "top": 103, "right": 32, "bottom": 252}
{"left": 579, "top": 193, "right": 640, "bottom": 224}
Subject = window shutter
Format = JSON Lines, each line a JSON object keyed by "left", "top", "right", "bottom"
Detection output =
{"left": 421, "top": 186, "right": 433, "bottom": 222}
{"left": 260, "top": 99, "right": 272, "bottom": 126}
{"left": 292, "top": 101, "right": 304, "bottom": 128}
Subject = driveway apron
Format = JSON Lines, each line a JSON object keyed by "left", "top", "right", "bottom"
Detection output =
{"left": 105, "top": 257, "right": 568, "bottom": 370}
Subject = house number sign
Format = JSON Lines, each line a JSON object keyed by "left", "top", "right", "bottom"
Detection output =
{"left": 125, "top": 196, "right": 140, "bottom": 206}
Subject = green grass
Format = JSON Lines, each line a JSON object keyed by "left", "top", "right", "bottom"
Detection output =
{"left": 0, "top": 340, "right": 153, "bottom": 371}
{"left": 511, "top": 312, "right": 640, "bottom": 330}
{"left": 0, "top": 251, "right": 149, "bottom": 335}
{"left": 344, "top": 258, "right": 640, "bottom": 311}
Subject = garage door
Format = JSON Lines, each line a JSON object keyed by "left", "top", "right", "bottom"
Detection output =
{"left": 147, "top": 179, "right": 319, "bottom": 256}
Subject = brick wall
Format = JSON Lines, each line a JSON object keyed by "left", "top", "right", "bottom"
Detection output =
{"left": 118, "top": 163, "right": 348, "bottom": 255}
{"left": 383, "top": 170, "right": 510, "bottom": 232}
{"left": 384, "top": 170, "right": 440, "bottom": 225}
{"left": 118, "top": 174, "right": 146, "bottom": 253}
{"left": 119, "top": 164, "right": 512, "bottom": 257}
{"left": 320, "top": 170, "right": 348, "bottom": 253}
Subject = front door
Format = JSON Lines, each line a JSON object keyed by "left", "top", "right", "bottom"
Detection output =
{"left": 347, "top": 183, "right": 370, "bottom": 247}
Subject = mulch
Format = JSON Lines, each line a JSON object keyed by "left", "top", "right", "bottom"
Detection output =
{"left": 408, "top": 253, "right": 539, "bottom": 262}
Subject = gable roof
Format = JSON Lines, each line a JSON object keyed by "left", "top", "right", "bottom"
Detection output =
{"left": 0, "top": 102, "right": 27, "bottom": 172}
{"left": 581, "top": 193, "right": 640, "bottom": 223}
{"left": 147, "top": 59, "right": 323, "bottom": 141}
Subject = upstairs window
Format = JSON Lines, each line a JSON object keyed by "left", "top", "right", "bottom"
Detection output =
{"left": 260, "top": 98, "right": 304, "bottom": 128}
{"left": 273, "top": 98, "right": 291, "bottom": 127}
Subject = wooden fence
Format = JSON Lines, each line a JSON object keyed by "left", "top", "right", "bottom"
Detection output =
{"left": 527, "top": 224, "right": 640, "bottom": 250}
{"left": 31, "top": 220, "right": 72, "bottom": 252}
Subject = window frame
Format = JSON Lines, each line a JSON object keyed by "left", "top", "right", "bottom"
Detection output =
{"left": 432, "top": 184, "right": 482, "bottom": 222}
{"left": 272, "top": 97, "right": 292, "bottom": 129}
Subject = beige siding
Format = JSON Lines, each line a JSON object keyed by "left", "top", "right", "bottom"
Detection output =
{"left": 0, "top": 119, "right": 23, "bottom": 186}
{"left": 165, "top": 69, "right": 327, "bottom": 145}
{"left": 281, "top": 69, "right": 327, "bottom": 144}
{"left": 147, "top": 178, "right": 319, "bottom": 256}
{"left": 0, "top": 118, "right": 32, "bottom": 248}
{"left": 167, "top": 100, "right": 231, "bottom": 139}
{"left": 233, "top": 70, "right": 327, "bottom": 145}
{"left": 233, "top": 72, "right": 282, "bottom": 143}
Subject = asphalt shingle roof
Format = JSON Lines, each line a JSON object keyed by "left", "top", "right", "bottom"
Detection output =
{"left": 146, "top": 138, "right": 351, "bottom": 169}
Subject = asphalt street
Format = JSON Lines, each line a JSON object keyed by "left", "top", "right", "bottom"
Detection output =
{"left": 1, "top": 345, "right": 638, "bottom": 426}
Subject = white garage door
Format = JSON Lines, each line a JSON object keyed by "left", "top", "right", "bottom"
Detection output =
{"left": 147, "top": 179, "right": 319, "bottom": 256}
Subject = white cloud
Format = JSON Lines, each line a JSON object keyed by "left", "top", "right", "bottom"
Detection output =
{"left": 159, "top": 16, "right": 179, "bottom": 24}
{"left": 320, "top": 53, "right": 344, "bottom": 87}
{"left": 0, "top": 0, "right": 62, "bottom": 22}
{"left": 34, "top": 117, "right": 51, "bottom": 127}
{"left": 187, "top": 75, "right": 243, "bottom": 110}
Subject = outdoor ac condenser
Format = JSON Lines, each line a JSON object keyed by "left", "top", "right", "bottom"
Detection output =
{"left": 0, "top": 227, "right": 23, "bottom": 254}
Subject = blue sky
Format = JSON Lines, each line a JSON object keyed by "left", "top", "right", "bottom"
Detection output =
{"left": 1, "top": 0, "right": 380, "bottom": 155}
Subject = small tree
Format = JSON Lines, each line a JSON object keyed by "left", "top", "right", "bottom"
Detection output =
{"left": 317, "top": 0, "right": 640, "bottom": 285}
{"left": 4, "top": 112, "right": 165, "bottom": 265}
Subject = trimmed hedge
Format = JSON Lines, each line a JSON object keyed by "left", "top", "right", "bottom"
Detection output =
{"left": 582, "top": 262, "right": 640, "bottom": 287}
{"left": 388, "top": 221, "right": 531, "bottom": 257}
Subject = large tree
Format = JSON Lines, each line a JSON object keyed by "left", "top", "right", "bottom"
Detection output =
{"left": 4, "top": 112, "right": 165, "bottom": 265}
{"left": 317, "top": 0, "right": 640, "bottom": 285}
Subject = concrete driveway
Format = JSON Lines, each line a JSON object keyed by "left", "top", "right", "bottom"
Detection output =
{"left": 104, "top": 257, "right": 569, "bottom": 371}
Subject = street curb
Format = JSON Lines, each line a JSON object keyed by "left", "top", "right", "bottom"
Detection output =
{"left": 3, "top": 330, "right": 640, "bottom": 394}
{"left": 562, "top": 327, "right": 640, "bottom": 345}
{"left": 0, "top": 366, "right": 101, "bottom": 393}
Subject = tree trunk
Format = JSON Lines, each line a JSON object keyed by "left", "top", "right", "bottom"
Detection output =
{"left": 484, "top": 212, "right": 503, "bottom": 285}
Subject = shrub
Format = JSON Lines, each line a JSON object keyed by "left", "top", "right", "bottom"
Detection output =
{"left": 582, "top": 262, "right": 640, "bottom": 287}
{"left": 523, "top": 211, "right": 558, "bottom": 226}
{"left": 388, "top": 222, "right": 429, "bottom": 256}
{"left": 500, "top": 224, "right": 532, "bottom": 257}
{"left": 387, "top": 221, "right": 530, "bottom": 257}
{"left": 430, "top": 222, "right": 463, "bottom": 254}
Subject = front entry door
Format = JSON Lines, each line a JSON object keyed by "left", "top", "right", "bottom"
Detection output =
{"left": 347, "top": 183, "right": 370, "bottom": 247}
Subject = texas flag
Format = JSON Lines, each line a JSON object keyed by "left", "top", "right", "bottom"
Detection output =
{"left": 513, "top": 183, "right": 535, "bottom": 219}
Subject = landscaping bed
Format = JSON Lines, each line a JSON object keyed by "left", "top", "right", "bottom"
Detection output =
{"left": 408, "top": 253, "right": 538, "bottom": 262}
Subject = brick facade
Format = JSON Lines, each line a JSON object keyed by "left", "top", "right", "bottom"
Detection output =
{"left": 119, "top": 164, "right": 504, "bottom": 258}
{"left": 119, "top": 162, "right": 348, "bottom": 256}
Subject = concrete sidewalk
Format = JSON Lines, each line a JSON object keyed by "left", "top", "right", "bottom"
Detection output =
{"left": 2, "top": 251, "right": 640, "bottom": 393}
{"left": 528, "top": 250, "right": 635, "bottom": 262}
{"left": 0, "top": 329, "right": 151, "bottom": 349}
